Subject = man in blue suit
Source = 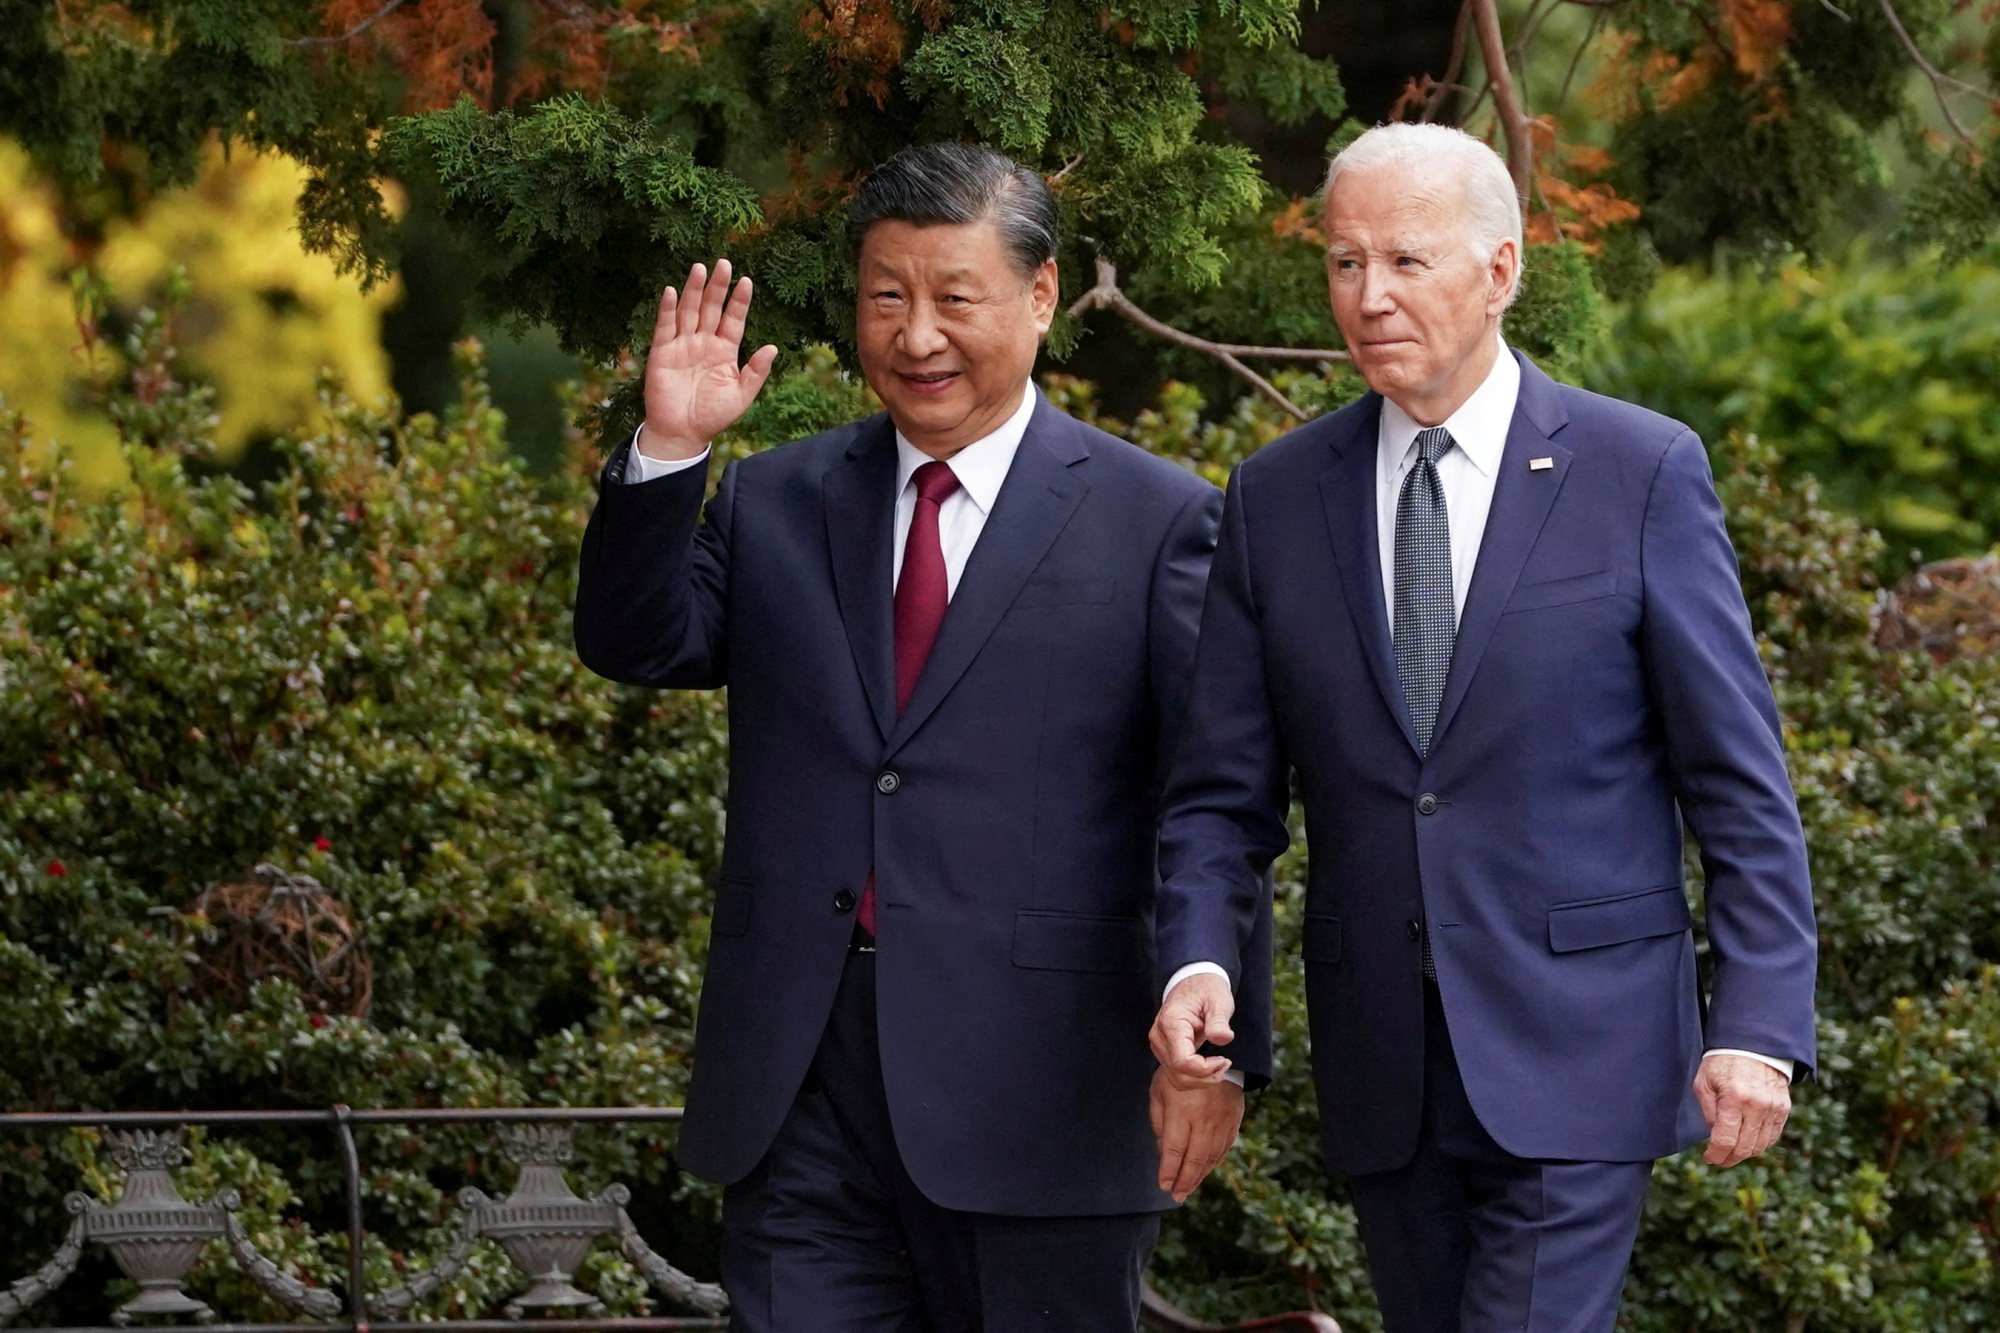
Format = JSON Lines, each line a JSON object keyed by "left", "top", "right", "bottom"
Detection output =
{"left": 575, "top": 143, "right": 1260, "bottom": 1330}
{"left": 1150, "top": 124, "right": 1818, "bottom": 1331}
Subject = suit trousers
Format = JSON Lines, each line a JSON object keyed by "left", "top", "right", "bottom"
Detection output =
{"left": 719, "top": 949, "right": 1161, "bottom": 1332}
{"left": 1345, "top": 982, "right": 1654, "bottom": 1333}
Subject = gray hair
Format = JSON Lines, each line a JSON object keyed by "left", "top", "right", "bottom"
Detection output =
{"left": 847, "top": 142, "right": 1060, "bottom": 279}
{"left": 1322, "top": 123, "right": 1523, "bottom": 303}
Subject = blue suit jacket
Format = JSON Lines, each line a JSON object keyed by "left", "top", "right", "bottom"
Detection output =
{"left": 575, "top": 393, "right": 1267, "bottom": 1215}
{"left": 1157, "top": 354, "right": 1817, "bottom": 1175}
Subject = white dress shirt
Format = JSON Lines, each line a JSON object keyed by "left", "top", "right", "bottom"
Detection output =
{"left": 1171, "top": 338, "right": 1790, "bottom": 1081}
{"left": 624, "top": 385, "right": 1035, "bottom": 604}
{"left": 1375, "top": 337, "right": 1518, "bottom": 626}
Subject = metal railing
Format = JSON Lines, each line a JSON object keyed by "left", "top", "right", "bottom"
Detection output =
{"left": 0, "top": 1106, "right": 725, "bottom": 1332}
{"left": 0, "top": 1106, "right": 1339, "bottom": 1333}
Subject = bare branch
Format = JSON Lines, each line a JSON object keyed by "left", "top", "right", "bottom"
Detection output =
{"left": 1048, "top": 154, "right": 1085, "bottom": 185}
{"left": 1421, "top": 1, "right": 1476, "bottom": 124}
{"left": 1880, "top": 0, "right": 1992, "bottom": 150}
{"left": 1555, "top": 4, "right": 1608, "bottom": 111}
{"left": 1067, "top": 257, "right": 1348, "bottom": 422}
{"left": 1511, "top": 0, "right": 1558, "bottom": 70}
{"left": 1877, "top": 0, "right": 1982, "bottom": 145}
{"left": 1472, "top": 0, "right": 1535, "bottom": 203}
{"left": 285, "top": 0, "right": 407, "bottom": 46}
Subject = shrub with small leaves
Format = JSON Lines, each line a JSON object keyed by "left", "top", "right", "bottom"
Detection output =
{"left": 3, "top": 290, "right": 1996, "bottom": 1327}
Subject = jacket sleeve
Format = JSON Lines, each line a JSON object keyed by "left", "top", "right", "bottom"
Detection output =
{"left": 1639, "top": 429, "right": 1819, "bottom": 1072}
{"left": 573, "top": 442, "right": 736, "bottom": 690}
{"left": 1155, "top": 466, "right": 1290, "bottom": 1007}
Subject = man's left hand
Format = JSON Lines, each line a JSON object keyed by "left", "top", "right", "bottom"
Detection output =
{"left": 1151, "top": 1066, "right": 1244, "bottom": 1203}
{"left": 1694, "top": 1053, "right": 1791, "bottom": 1167}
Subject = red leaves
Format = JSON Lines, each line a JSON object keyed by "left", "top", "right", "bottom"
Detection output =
{"left": 800, "top": 0, "right": 910, "bottom": 109}
{"left": 312, "top": 0, "right": 496, "bottom": 111}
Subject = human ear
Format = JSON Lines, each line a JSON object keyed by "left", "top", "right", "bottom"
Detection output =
{"left": 1029, "top": 259, "right": 1059, "bottom": 333}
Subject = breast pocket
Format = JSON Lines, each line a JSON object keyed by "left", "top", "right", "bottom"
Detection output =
{"left": 1503, "top": 568, "right": 1618, "bottom": 615}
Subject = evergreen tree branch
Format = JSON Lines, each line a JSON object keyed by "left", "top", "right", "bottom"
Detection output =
{"left": 1472, "top": 0, "right": 1535, "bottom": 203}
{"left": 1066, "top": 257, "right": 1347, "bottom": 421}
{"left": 1875, "top": 0, "right": 1990, "bottom": 147}
{"left": 285, "top": 0, "right": 409, "bottom": 46}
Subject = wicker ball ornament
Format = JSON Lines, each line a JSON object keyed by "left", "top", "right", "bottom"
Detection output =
{"left": 190, "top": 864, "right": 372, "bottom": 1017}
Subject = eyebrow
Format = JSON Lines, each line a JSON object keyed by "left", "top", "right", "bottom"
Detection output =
{"left": 1326, "top": 239, "right": 1444, "bottom": 262}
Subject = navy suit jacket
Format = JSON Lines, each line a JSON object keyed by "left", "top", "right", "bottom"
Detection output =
{"left": 1157, "top": 354, "right": 1817, "bottom": 1176}
{"left": 575, "top": 393, "right": 1269, "bottom": 1215}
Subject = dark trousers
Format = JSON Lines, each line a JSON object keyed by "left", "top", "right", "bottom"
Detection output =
{"left": 1345, "top": 983, "right": 1653, "bottom": 1333}
{"left": 720, "top": 949, "right": 1161, "bottom": 1332}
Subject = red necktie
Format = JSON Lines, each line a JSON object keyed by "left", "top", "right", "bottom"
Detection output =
{"left": 859, "top": 460, "right": 962, "bottom": 937}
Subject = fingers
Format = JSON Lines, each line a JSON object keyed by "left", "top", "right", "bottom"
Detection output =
{"left": 1703, "top": 1099, "right": 1747, "bottom": 1167}
{"left": 1168, "top": 1114, "right": 1230, "bottom": 1202}
{"left": 1693, "top": 1067, "right": 1720, "bottom": 1127}
{"left": 1697, "top": 1059, "right": 1792, "bottom": 1168}
{"left": 716, "top": 271, "right": 755, "bottom": 345}
{"left": 1149, "top": 975, "right": 1238, "bottom": 1084}
{"left": 1155, "top": 1101, "right": 1190, "bottom": 1197}
{"left": 653, "top": 283, "right": 679, "bottom": 343}
{"left": 1151, "top": 1074, "right": 1244, "bottom": 1203}
{"left": 1149, "top": 1011, "right": 1231, "bottom": 1084}
{"left": 699, "top": 257, "right": 733, "bottom": 335}
{"left": 676, "top": 262, "right": 707, "bottom": 338}
{"left": 740, "top": 343, "right": 780, "bottom": 399}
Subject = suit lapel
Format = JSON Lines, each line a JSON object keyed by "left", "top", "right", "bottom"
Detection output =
{"left": 825, "top": 417, "right": 900, "bottom": 740}
{"left": 1432, "top": 356, "right": 1573, "bottom": 749}
{"left": 1319, "top": 396, "right": 1420, "bottom": 755}
{"left": 885, "top": 397, "right": 1089, "bottom": 757}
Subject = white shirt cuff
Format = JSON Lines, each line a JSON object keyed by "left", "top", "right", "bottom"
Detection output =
{"left": 1163, "top": 962, "right": 1244, "bottom": 1087}
{"left": 1704, "top": 1048, "right": 1795, "bottom": 1081}
{"left": 624, "top": 426, "right": 709, "bottom": 482}
{"left": 1165, "top": 960, "right": 1229, "bottom": 1002}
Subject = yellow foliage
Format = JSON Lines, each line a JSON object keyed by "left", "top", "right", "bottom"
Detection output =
{"left": 0, "top": 138, "right": 398, "bottom": 489}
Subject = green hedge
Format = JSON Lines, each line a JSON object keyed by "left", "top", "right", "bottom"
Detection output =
{"left": 3, "top": 307, "right": 1997, "bottom": 1327}
{"left": 1584, "top": 247, "right": 2000, "bottom": 560}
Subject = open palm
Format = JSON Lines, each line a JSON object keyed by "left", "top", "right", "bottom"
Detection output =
{"left": 640, "top": 258, "right": 779, "bottom": 457}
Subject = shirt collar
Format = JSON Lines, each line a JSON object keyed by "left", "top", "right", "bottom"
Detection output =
{"left": 1377, "top": 337, "right": 1520, "bottom": 481}
{"left": 894, "top": 381, "right": 1037, "bottom": 515}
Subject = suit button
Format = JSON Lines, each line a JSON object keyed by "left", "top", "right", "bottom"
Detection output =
{"left": 876, "top": 770, "right": 901, "bottom": 795}
{"left": 833, "top": 889, "right": 857, "bottom": 913}
{"left": 1406, "top": 918, "right": 1423, "bottom": 941}
{"left": 1416, "top": 792, "right": 1440, "bottom": 815}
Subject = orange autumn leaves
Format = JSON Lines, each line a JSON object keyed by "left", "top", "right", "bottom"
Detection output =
{"left": 800, "top": 0, "right": 949, "bottom": 109}
{"left": 308, "top": 0, "right": 718, "bottom": 109}
{"left": 1267, "top": 128, "right": 1638, "bottom": 254}
{"left": 1594, "top": 0, "right": 1798, "bottom": 120}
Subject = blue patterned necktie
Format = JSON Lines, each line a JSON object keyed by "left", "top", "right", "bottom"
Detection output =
{"left": 1394, "top": 426, "right": 1457, "bottom": 757}
{"left": 1394, "top": 426, "right": 1455, "bottom": 981}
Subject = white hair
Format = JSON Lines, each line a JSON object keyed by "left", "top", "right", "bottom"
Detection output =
{"left": 1322, "top": 123, "right": 1524, "bottom": 305}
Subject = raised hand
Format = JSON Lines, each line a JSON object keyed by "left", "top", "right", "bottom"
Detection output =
{"left": 639, "top": 258, "right": 780, "bottom": 460}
